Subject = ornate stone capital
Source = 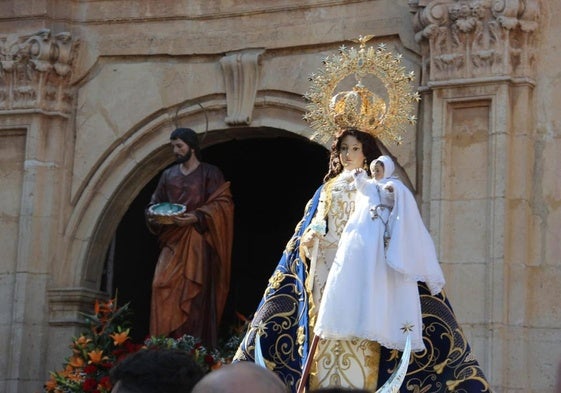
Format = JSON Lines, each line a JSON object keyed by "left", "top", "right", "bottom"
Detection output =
{"left": 220, "top": 48, "right": 265, "bottom": 125}
{"left": 410, "top": 0, "right": 539, "bottom": 84}
{"left": 0, "top": 29, "right": 80, "bottom": 114}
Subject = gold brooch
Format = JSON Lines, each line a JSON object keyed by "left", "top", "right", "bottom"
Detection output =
{"left": 304, "top": 35, "right": 420, "bottom": 144}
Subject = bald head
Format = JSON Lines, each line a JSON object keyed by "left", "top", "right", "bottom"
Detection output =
{"left": 192, "top": 362, "right": 287, "bottom": 393}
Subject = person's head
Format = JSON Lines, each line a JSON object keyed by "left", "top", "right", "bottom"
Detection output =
{"left": 324, "top": 128, "right": 379, "bottom": 182}
{"left": 191, "top": 361, "right": 287, "bottom": 393}
{"left": 370, "top": 155, "right": 395, "bottom": 181}
{"left": 170, "top": 128, "right": 202, "bottom": 163}
{"left": 110, "top": 348, "right": 205, "bottom": 393}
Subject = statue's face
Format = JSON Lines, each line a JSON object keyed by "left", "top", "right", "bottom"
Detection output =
{"left": 171, "top": 139, "right": 192, "bottom": 163}
{"left": 338, "top": 135, "right": 366, "bottom": 171}
{"left": 373, "top": 161, "right": 385, "bottom": 180}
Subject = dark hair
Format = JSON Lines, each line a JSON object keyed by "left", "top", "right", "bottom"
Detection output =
{"left": 110, "top": 348, "right": 205, "bottom": 393}
{"left": 170, "top": 128, "right": 202, "bottom": 160}
{"left": 323, "top": 128, "right": 380, "bottom": 182}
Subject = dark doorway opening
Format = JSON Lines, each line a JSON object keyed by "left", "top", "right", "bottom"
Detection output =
{"left": 110, "top": 131, "right": 329, "bottom": 342}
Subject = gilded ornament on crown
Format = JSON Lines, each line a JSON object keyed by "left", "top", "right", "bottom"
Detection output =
{"left": 304, "top": 35, "right": 421, "bottom": 144}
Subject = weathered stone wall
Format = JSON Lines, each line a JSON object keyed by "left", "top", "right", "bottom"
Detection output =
{"left": 0, "top": 0, "right": 559, "bottom": 392}
{"left": 527, "top": 0, "right": 561, "bottom": 390}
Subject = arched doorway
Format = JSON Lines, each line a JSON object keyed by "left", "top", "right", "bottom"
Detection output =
{"left": 109, "top": 130, "right": 329, "bottom": 341}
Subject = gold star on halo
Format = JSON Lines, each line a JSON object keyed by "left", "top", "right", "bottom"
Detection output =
{"left": 352, "top": 34, "right": 375, "bottom": 47}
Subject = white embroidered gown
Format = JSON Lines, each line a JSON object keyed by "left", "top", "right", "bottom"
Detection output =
{"left": 314, "top": 170, "right": 445, "bottom": 353}
{"left": 306, "top": 170, "right": 380, "bottom": 391}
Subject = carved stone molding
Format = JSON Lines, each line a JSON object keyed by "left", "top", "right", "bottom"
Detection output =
{"left": 0, "top": 29, "right": 79, "bottom": 114}
{"left": 48, "top": 287, "right": 108, "bottom": 326}
{"left": 410, "top": 0, "right": 539, "bottom": 84}
{"left": 220, "top": 48, "right": 265, "bottom": 125}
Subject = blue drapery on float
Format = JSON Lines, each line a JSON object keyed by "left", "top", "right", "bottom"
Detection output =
{"left": 234, "top": 185, "right": 491, "bottom": 393}
{"left": 234, "top": 186, "right": 322, "bottom": 390}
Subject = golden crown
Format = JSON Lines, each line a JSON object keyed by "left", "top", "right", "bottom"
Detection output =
{"left": 304, "top": 35, "right": 420, "bottom": 144}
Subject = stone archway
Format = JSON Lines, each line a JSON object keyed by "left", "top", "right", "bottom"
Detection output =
{"left": 109, "top": 128, "right": 329, "bottom": 341}
{"left": 56, "top": 93, "right": 310, "bottom": 290}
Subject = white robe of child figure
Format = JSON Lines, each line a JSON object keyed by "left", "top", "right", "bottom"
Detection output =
{"left": 313, "top": 155, "right": 445, "bottom": 352}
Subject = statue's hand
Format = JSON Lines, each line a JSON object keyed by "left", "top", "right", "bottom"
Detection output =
{"left": 300, "top": 228, "right": 318, "bottom": 249}
{"left": 145, "top": 211, "right": 158, "bottom": 225}
{"left": 172, "top": 213, "right": 198, "bottom": 226}
{"left": 384, "top": 182, "right": 394, "bottom": 193}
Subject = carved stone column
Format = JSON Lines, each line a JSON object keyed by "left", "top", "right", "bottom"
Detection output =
{"left": 410, "top": 1, "right": 539, "bottom": 390}
{"left": 0, "top": 29, "right": 80, "bottom": 392}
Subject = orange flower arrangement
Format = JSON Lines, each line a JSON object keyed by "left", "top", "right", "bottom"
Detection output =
{"left": 44, "top": 298, "right": 246, "bottom": 393}
{"left": 44, "top": 299, "right": 142, "bottom": 393}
